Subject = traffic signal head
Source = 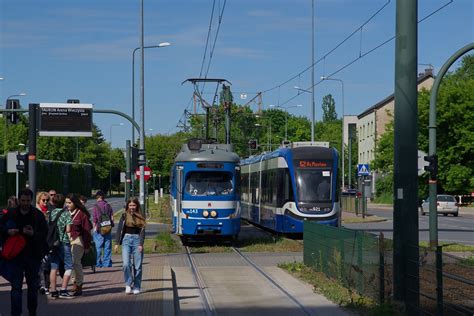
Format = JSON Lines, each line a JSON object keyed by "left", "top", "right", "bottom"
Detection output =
{"left": 16, "top": 152, "right": 28, "bottom": 174}
{"left": 6, "top": 99, "right": 20, "bottom": 124}
{"left": 424, "top": 154, "right": 438, "bottom": 180}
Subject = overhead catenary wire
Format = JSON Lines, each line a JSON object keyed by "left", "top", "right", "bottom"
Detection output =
{"left": 276, "top": 0, "right": 453, "bottom": 108}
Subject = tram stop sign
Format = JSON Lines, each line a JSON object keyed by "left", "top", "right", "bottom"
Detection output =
{"left": 135, "top": 166, "right": 152, "bottom": 181}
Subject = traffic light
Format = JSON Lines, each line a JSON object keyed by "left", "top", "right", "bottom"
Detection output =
{"left": 424, "top": 154, "right": 438, "bottom": 180}
{"left": 6, "top": 99, "right": 20, "bottom": 124}
{"left": 16, "top": 152, "right": 28, "bottom": 174}
{"left": 248, "top": 139, "right": 257, "bottom": 150}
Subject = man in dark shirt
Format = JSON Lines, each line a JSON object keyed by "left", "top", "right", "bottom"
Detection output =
{"left": 0, "top": 188, "right": 48, "bottom": 316}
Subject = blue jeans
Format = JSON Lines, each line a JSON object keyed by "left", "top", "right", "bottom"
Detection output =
{"left": 10, "top": 256, "right": 41, "bottom": 316}
{"left": 121, "top": 233, "right": 143, "bottom": 289}
{"left": 93, "top": 231, "right": 112, "bottom": 267}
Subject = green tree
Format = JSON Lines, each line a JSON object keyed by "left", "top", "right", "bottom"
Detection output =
{"left": 372, "top": 54, "right": 474, "bottom": 196}
{"left": 322, "top": 94, "right": 338, "bottom": 122}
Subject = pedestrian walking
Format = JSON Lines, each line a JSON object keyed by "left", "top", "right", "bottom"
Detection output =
{"left": 0, "top": 188, "right": 48, "bottom": 316}
{"left": 48, "top": 194, "right": 75, "bottom": 299}
{"left": 35, "top": 191, "right": 51, "bottom": 296}
{"left": 114, "top": 197, "right": 146, "bottom": 295}
{"left": 66, "top": 193, "right": 92, "bottom": 296}
{"left": 92, "top": 190, "right": 114, "bottom": 268}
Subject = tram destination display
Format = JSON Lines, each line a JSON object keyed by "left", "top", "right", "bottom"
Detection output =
{"left": 39, "top": 103, "right": 93, "bottom": 137}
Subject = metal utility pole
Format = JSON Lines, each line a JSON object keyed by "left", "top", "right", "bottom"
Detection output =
{"left": 125, "top": 140, "right": 131, "bottom": 202}
{"left": 427, "top": 43, "right": 474, "bottom": 247}
{"left": 28, "top": 104, "right": 38, "bottom": 195}
{"left": 311, "top": 0, "right": 315, "bottom": 142}
{"left": 139, "top": 0, "right": 146, "bottom": 214}
{"left": 392, "top": 0, "right": 419, "bottom": 312}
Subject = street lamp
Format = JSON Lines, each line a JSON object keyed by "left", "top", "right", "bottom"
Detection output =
{"left": 269, "top": 104, "right": 303, "bottom": 141}
{"left": 131, "top": 42, "right": 171, "bottom": 144}
{"left": 321, "top": 76, "right": 345, "bottom": 189}
{"left": 109, "top": 123, "right": 124, "bottom": 194}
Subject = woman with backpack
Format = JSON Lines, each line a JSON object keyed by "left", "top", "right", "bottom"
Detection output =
{"left": 66, "top": 193, "right": 92, "bottom": 296}
{"left": 114, "top": 197, "right": 146, "bottom": 295}
{"left": 48, "top": 194, "right": 75, "bottom": 299}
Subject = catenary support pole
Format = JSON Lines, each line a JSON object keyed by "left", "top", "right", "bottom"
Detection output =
{"left": 392, "top": 0, "right": 419, "bottom": 312}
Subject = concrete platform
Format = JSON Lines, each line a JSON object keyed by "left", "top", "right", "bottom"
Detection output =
{"left": 0, "top": 252, "right": 352, "bottom": 316}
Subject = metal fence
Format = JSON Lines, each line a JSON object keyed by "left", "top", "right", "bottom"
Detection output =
{"left": 0, "top": 156, "right": 93, "bottom": 205}
{"left": 303, "top": 222, "right": 474, "bottom": 315}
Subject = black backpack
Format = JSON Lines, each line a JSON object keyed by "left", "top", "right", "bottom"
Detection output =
{"left": 46, "top": 209, "right": 66, "bottom": 253}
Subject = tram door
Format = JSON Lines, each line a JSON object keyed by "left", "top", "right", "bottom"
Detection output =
{"left": 176, "top": 166, "right": 184, "bottom": 235}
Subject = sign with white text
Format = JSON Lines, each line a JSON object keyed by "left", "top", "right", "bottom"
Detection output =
{"left": 39, "top": 103, "right": 93, "bottom": 137}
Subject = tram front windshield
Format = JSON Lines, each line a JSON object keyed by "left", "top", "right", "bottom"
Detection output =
{"left": 185, "top": 172, "right": 233, "bottom": 196}
{"left": 295, "top": 169, "right": 332, "bottom": 203}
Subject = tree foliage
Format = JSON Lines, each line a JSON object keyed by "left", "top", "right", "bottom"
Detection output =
{"left": 322, "top": 94, "right": 338, "bottom": 122}
{"left": 372, "top": 54, "right": 474, "bottom": 195}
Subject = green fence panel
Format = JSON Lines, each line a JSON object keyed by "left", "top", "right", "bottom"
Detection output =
{"left": 304, "top": 221, "right": 382, "bottom": 301}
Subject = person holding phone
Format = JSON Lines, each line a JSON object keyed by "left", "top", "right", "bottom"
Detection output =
{"left": 0, "top": 188, "right": 48, "bottom": 316}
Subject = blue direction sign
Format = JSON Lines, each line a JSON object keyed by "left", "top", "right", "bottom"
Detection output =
{"left": 357, "top": 164, "right": 370, "bottom": 176}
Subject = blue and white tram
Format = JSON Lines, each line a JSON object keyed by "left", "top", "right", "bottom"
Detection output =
{"left": 170, "top": 139, "right": 241, "bottom": 239}
{"left": 240, "top": 142, "right": 340, "bottom": 233}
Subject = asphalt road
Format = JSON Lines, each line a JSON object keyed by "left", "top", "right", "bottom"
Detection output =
{"left": 344, "top": 205, "right": 474, "bottom": 245}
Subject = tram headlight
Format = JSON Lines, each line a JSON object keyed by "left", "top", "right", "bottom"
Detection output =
{"left": 202, "top": 210, "right": 209, "bottom": 218}
{"left": 210, "top": 210, "right": 217, "bottom": 218}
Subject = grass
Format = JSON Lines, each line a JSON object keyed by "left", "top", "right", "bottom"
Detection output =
{"left": 146, "top": 195, "right": 172, "bottom": 223}
{"left": 236, "top": 236, "right": 303, "bottom": 252}
{"left": 280, "top": 262, "right": 395, "bottom": 315}
{"left": 372, "top": 193, "right": 393, "bottom": 204}
{"left": 418, "top": 241, "right": 474, "bottom": 252}
{"left": 342, "top": 215, "right": 386, "bottom": 224}
{"left": 459, "top": 256, "right": 474, "bottom": 267}
{"left": 185, "top": 235, "right": 304, "bottom": 253}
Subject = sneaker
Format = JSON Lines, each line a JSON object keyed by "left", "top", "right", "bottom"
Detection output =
{"left": 125, "top": 286, "right": 132, "bottom": 294}
{"left": 45, "top": 288, "right": 50, "bottom": 295}
{"left": 59, "top": 290, "right": 75, "bottom": 299}
{"left": 49, "top": 291, "right": 59, "bottom": 299}
{"left": 39, "top": 287, "right": 47, "bottom": 295}
{"left": 133, "top": 288, "right": 140, "bottom": 295}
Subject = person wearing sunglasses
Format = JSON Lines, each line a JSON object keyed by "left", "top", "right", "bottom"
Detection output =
{"left": 36, "top": 192, "right": 50, "bottom": 216}
{"left": 35, "top": 191, "right": 51, "bottom": 296}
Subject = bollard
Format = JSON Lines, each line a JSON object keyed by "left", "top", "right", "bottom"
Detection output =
{"left": 154, "top": 189, "right": 159, "bottom": 204}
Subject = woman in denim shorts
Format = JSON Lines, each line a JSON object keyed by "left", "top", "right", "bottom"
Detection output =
{"left": 48, "top": 194, "right": 75, "bottom": 299}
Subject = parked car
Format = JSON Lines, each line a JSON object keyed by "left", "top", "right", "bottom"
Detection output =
{"left": 420, "top": 194, "right": 459, "bottom": 217}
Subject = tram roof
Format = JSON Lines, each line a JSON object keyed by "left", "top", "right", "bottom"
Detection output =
{"left": 175, "top": 143, "right": 240, "bottom": 163}
{"left": 241, "top": 145, "right": 335, "bottom": 165}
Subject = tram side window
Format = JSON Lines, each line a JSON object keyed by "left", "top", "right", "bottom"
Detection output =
{"left": 241, "top": 173, "right": 248, "bottom": 202}
{"left": 251, "top": 172, "right": 259, "bottom": 204}
{"left": 276, "top": 169, "right": 292, "bottom": 206}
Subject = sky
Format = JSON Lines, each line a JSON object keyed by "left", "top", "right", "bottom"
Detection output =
{"left": 1, "top": 0, "right": 473, "bottom": 148}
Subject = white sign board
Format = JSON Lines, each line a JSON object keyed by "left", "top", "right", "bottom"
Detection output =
{"left": 120, "top": 172, "right": 126, "bottom": 183}
{"left": 7, "top": 152, "right": 17, "bottom": 173}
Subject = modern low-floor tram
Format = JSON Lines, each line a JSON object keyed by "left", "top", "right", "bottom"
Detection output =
{"left": 240, "top": 142, "right": 340, "bottom": 233}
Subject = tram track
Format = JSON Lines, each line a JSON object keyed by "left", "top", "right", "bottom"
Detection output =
{"left": 184, "top": 244, "right": 311, "bottom": 316}
{"left": 185, "top": 246, "right": 215, "bottom": 316}
{"left": 231, "top": 247, "right": 312, "bottom": 316}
